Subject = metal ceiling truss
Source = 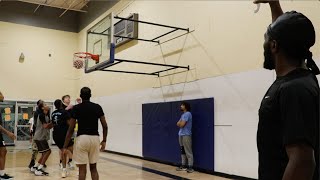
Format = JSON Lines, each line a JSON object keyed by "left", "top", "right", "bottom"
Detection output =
{"left": 18, "top": 0, "right": 87, "bottom": 15}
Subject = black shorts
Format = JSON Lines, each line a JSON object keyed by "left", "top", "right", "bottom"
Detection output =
{"left": 53, "top": 134, "right": 74, "bottom": 149}
{"left": 0, "top": 133, "right": 5, "bottom": 147}
{"left": 34, "top": 140, "right": 50, "bottom": 153}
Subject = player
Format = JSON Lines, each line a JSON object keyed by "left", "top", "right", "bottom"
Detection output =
{"left": 52, "top": 99, "right": 74, "bottom": 178}
{"left": 0, "top": 91, "right": 16, "bottom": 180}
{"left": 255, "top": 0, "right": 319, "bottom": 179}
{"left": 31, "top": 105, "right": 53, "bottom": 176}
{"left": 63, "top": 87, "right": 108, "bottom": 180}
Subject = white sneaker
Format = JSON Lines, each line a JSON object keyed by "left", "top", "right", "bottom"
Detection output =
{"left": 61, "top": 169, "right": 68, "bottom": 178}
{"left": 30, "top": 166, "right": 37, "bottom": 172}
{"left": 35, "top": 168, "right": 49, "bottom": 176}
{"left": 68, "top": 162, "right": 75, "bottom": 170}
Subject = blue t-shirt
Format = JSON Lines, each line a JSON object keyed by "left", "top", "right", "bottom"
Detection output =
{"left": 178, "top": 112, "right": 192, "bottom": 136}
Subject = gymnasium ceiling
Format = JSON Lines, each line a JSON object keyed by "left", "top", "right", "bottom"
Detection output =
{"left": 0, "top": 0, "right": 118, "bottom": 32}
{"left": 17, "top": 0, "right": 89, "bottom": 17}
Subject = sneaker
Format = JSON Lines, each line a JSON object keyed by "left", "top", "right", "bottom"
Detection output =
{"left": 61, "top": 169, "right": 68, "bottom": 178}
{"left": 187, "top": 168, "right": 194, "bottom": 173}
{"left": 28, "top": 159, "right": 35, "bottom": 169}
{"left": 68, "top": 162, "right": 75, "bottom": 170}
{"left": 35, "top": 168, "right": 49, "bottom": 176}
{"left": 30, "top": 166, "right": 37, "bottom": 172}
{"left": 0, "top": 173, "right": 13, "bottom": 180}
{"left": 176, "top": 166, "right": 187, "bottom": 171}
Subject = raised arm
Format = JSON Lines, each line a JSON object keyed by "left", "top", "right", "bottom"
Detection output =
{"left": 254, "top": 0, "right": 284, "bottom": 22}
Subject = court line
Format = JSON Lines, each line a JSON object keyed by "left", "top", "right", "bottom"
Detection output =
{"left": 100, "top": 156, "right": 191, "bottom": 180}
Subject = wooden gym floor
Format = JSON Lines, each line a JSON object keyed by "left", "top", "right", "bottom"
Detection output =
{"left": 3, "top": 146, "right": 229, "bottom": 180}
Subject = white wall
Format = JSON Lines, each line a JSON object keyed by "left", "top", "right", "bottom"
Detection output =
{"left": 0, "top": 21, "right": 79, "bottom": 100}
{"left": 93, "top": 67, "right": 275, "bottom": 178}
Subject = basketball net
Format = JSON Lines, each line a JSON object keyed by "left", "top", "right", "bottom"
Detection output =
{"left": 73, "top": 52, "right": 99, "bottom": 69}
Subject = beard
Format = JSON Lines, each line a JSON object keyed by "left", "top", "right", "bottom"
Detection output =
{"left": 263, "top": 48, "right": 275, "bottom": 70}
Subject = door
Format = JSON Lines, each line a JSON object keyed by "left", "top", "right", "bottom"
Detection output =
{"left": 15, "top": 104, "right": 36, "bottom": 147}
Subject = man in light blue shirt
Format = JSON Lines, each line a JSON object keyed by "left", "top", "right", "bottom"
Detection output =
{"left": 176, "top": 102, "right": 194, "bottom": 173}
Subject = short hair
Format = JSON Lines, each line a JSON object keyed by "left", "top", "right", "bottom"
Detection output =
{"left": 62, "top": 95, "right": 70, "bottom": 101}
{"left": 37, "top": 100, "right": 44, "bottom": 109}
{"left": 54, "top": 99, "right": 62, "bottom": 109}
{"left": 80, "top": 87, "right": 91, "bottom": 100}
{"left": 181, "top": 102, "right": 191, "bottom": 111}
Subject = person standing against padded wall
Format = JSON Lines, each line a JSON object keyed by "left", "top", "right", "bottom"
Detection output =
{"left": 0, "top": 91, "right": 16, "bottom": 180}
{"left": 63, "top": 87, "right": 108, "bottom": 180}
{"left": 254, "top": 0, "right": 319, "bottom": 179}
{"left": 176, "top": 102, "right": 194, "bottom": 173}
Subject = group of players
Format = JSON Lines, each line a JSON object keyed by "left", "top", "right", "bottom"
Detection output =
{"left": 0, "top": 87, "right": 109, "bottom": 180}
{"left": 27, "top": 95, "right": 77, "bottom": 178}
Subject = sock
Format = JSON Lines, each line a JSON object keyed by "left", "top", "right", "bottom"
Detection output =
{"left": 34, "top": 163, "right": 40, "bottom": 167}
{"left": 38, "top": 164, "right": 43, "bottom": 170}
{"left": 68, "top": 159, "right": 72, "bottom": 163}
{"left": 0, "top": 170, "right": 5, "bottom": 176}
{"left": 60, "top": 160, "right": 62, "bottom": 164}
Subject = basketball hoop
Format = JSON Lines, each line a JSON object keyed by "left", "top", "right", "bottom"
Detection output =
{"left": 73, "top": 52, "right": 99, "bottom": 69}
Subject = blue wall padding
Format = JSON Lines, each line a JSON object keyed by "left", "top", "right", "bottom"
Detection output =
{"left": 142, "top": 98, "right": 214, "bottom": 172}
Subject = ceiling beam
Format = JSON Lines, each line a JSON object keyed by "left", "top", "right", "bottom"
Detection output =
{"left": 19, "top": 0, "right": 87, "bottom": 13}
{"left": 59, "top": 0, "right": 77, "bottom": 17}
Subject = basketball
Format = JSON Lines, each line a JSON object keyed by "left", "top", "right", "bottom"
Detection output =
{"left": 73, "top": 59, "right": 83, "bottom": 69}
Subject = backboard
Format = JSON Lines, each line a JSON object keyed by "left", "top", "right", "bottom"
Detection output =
{"left": 86, "top": 12, "right": 115, "bottom": 73}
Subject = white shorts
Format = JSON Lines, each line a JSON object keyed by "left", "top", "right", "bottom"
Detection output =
{"left": 74, "top": 135, "right": 100, "bottom": 165}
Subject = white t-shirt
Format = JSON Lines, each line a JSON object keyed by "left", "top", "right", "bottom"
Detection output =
{"left": 28, "top": 117, "right": 34, "bottom": 131}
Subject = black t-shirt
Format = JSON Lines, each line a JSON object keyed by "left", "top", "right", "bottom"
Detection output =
{"left": 51, "top": 109, "right": 71, "bottom": 136}
{"left": 257, "top": 68, "right": 319, "bottom": 180}
{"left": 71, "top": 101, "right": 104, "bottom": 136}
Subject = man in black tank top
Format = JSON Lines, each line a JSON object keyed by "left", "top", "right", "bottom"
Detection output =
{"left": 255, "top": 1, "right": 320, "bottom": 180}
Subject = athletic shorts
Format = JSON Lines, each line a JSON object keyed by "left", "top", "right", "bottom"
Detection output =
{"left": 34, "top": 140, "right": 50, "bottom": 153}
{"left": 0, "top": 133, "right": 5, "bottom": 147}
{"left": 53, "top": 134, "right": 74, "bottom": 149}
{"left": 74, "top": 135, "right": 100, "bottom": 165}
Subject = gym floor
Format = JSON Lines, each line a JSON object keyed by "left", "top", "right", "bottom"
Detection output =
{"left": 5, "top": 146, "right": 228, "bottom": 180}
